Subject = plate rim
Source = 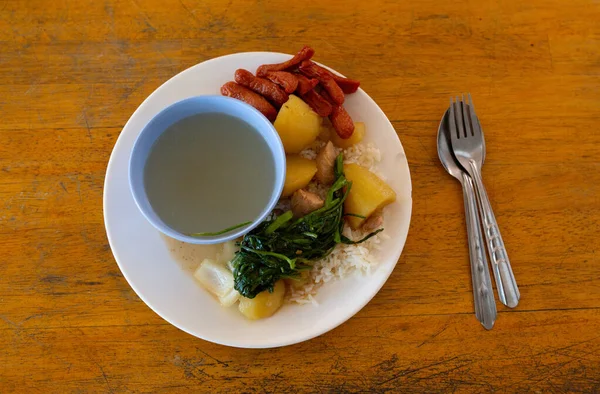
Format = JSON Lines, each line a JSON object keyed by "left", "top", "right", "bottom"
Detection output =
{"left": 103, "top": 51, "right": 413, "bottom": 348}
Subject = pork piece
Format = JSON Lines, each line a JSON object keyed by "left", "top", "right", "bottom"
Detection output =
{"left": 295, "top": 73, "right": 319, "bottom": 95}
{"left": 305, "top": 61, "right": 360, "bottom": 94}
{"left": 316, "top": 141, "right": 337, "bottom": 184}
{"left": 291, "top": 189, "right": 324, "bottom": 218}
{"left": 220, "top": 82, "right": 277, "bottom": 121}
{"left": 362, "top": 210, "right": 384, "bottom": 232}
{"left": 298, "top": 60, "right": 345, "bottom": 105}
{"left": 329, "top": 105, "right": 354, "bottom": 139}
{"left": 234, "top": 69, "right": 288, "bottom": 108}
{"left": 257, "top": 46, "right": 315, "bottom": 77}
{"left": 264, "top": 71, "right": 298, "bottom": 94}
{"left": 330, "top": 74, "right": 360, "bottom": 94}
{"left": 319, "top": 90, "right": 356, "bottom": 140}
{"left": 301, "top": 89, "right": 332, "bottom": 117}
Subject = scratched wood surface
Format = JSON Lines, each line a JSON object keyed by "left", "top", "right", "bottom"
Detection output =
{"left": 1, "top": 0, "right": 599, "bottom": 392}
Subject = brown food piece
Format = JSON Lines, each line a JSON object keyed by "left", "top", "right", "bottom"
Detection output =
{"left": 295, "top": 74, "right": 319, "bottom": 95}
{"left": 362, "top": 210, "right": 384, "bottom": 232}
{"left": 220, "top": 82, "right": 277, "bottom": 121}
{"left": 320, "top": 90, "right": 355, "bottom": 139}
{"left": 264, "top": 71, "right": 298, "bottom": 94}
{"left": 318, "top": 88, "right": 334, "bottom": 105}
{"left": 330, "top": 74, "right": 361, "bottom": 94}
{"left": 234, "top": 69, "right": 289, "bottom": 108}
{"left": 318, "top": 118, "right": 333, "bottom": 142}
{"left": 298, "top": 60, "right": 345, "bottom": 105}
{"left": 257, "top": 46, "right": 315, "bottom": 77}
{"left": 329, "top": 104, "right": 355, "bottom": 139}
{"left": 307, "top": 61, "right": 360, "bottom": 94}
{"left": 315, "top": 141, "right": 337, "bottom": 184}
{"left": 291, "top": 189, "right": 324, "bottom": 218}
{"left": 301, "top": 89, "right": 333, "bottom": 117}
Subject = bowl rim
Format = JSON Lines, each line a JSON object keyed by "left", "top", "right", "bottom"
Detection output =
{"left": 127, "top": 95, "right": 286, "bottom": 245}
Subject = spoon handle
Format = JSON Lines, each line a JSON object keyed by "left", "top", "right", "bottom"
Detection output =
{"left": 461, "top": 173, "right": 496, "bottom": 329}
{"left": 469, "top": 163, "right": 520, "bottom": 308}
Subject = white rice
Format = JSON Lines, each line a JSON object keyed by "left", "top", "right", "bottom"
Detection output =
{"left": 288, "top": 141, "right": 387, "bottom": 304}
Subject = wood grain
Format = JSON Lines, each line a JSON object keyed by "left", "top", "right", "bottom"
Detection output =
{"left": 1, "top": 0, "right": 599, "bottom": 392}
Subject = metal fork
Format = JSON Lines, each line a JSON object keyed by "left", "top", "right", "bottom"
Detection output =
{"left": 448, "top": 94, "right": 520, "bottom": 308}
{"left": 438, "top": 109, "right": 496, "bottom": 329}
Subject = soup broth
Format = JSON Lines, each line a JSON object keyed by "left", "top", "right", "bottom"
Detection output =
{"left": 144, "top": 112, "right": 275, "bottom": 235}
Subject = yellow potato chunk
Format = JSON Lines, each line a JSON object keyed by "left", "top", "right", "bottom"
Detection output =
{"left": 282, "top": 155, "right": 317, "bottom": 197}
{"left": 344, "top": 163, "right": 396, "bottom": 229}
{"left": 330, "top": 122, "right": 366, "bottom": 149}
{"left": 238, "top": 280, "right": 285, "bottom": 320}
{"left": 274, "top": 95, "right": 322, "bottom": 153}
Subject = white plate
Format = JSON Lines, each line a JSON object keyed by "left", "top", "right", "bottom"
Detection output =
{"left": 103, "top": 52, "right": 412, "bottom": 348}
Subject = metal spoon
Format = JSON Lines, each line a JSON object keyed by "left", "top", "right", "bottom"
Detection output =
{"left": 437, "top": 109, "right": 496, "bottom": 330}
{"left": 448, "top": 95, "right": 519, "bottom": 308}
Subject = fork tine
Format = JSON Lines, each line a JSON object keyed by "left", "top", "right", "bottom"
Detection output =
{"left": 466, "top": 93, "right": 482, "bottom": 137}
{"left": 468, "top": 93, "right": 475, "bottom": 114}
{"left": 460, "top": 94, "right": 472, "bottom": 136}
{"left": 454, "top": 96, "right": 466, "bottom": 139}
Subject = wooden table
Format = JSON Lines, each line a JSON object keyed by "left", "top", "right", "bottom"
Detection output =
{"left": 2, "top": 0, "right": 599, "bottom": 392}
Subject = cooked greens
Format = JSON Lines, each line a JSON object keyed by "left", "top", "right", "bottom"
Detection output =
{"left": 231, "top": 154, "right": 382, "bottom": 298}
{"left": 190, "top": 221, "right": 252, "bottom": 237}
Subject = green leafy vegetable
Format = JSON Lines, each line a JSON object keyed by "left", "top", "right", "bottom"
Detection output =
{"left": 231, "top": 153, "right": 382, "bottom": 299}
{"left": 190, "top": 221, "right": 252, "bottom": 237}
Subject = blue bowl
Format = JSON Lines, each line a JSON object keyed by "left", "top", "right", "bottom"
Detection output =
{"left": 129, "top": 96, "right": 285, "bottom": 244}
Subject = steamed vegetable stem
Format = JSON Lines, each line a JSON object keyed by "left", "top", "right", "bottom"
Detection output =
{"left": 190, "top": 221, "right": 252, "bottom": 237}
{"left": 265, "top": 211, "right": 293, "bottom": 234}
{"left": 343, "top": 213, "right": 366, "bottom": 219}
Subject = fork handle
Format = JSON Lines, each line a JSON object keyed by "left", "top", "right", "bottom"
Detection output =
{"left": 468, "top": 161, "right": 520, "bottom": 308}
{"left": 461, "top": 172, "right": 496, "bottom": 329}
